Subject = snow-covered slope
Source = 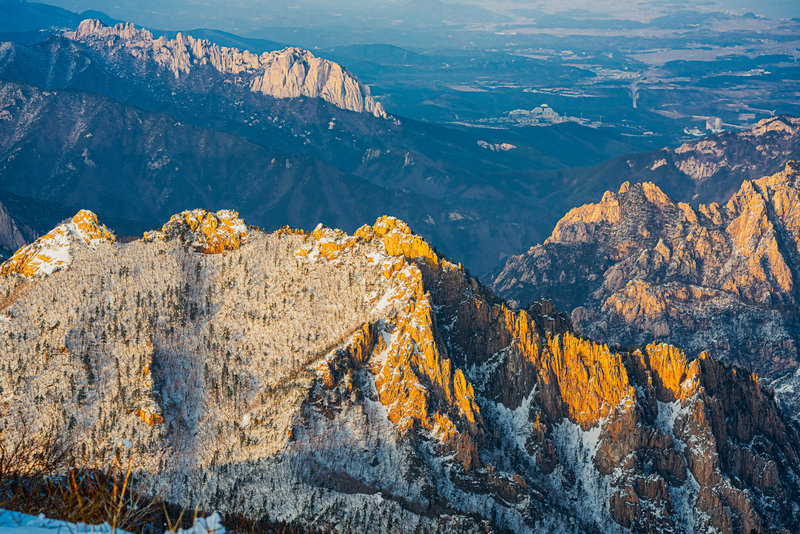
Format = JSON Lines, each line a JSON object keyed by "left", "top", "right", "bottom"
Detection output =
{"left": 1, "top": 211, "right": 799, "bottom": 533}
{"left": 70, "top": 19, "right": 386, "bottom": 118}
{"left": 0, "top": 509, "right": 128, "bottom": 534}
{"left": 0, "top": 210, "right": 114, "bottom": 277}
{"left": 0, "top": 508, "right": 224, "bottom": 534}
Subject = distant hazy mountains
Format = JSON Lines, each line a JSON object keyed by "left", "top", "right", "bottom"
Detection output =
{"left": 0, "top": 17, "right": 661, "bottom": 275}
{"left": 71, "top": 19, "right": 387, "bottom": 117}
{"left": 0, "top": 16, "right": 799, "bottom": 276}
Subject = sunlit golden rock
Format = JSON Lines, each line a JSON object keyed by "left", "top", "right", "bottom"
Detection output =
{"left": 0, "top": 210, "right": 115, "bottom": 278}
{"left": 493, "top": 161, "right": 800, "bottom": 395}
{"left": 144, "top": 209, "right": 248, "bottom": 253}
{"left": 134, "top": 408, "right": 164, "bottom": 426}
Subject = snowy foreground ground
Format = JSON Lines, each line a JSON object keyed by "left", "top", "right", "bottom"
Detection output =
{"left": 0, "top": 509, "right": 225, "bottom": 534}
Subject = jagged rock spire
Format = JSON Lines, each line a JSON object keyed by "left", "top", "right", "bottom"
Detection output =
{"left": 72, "top": 19, "right": 387, "bottom": 118}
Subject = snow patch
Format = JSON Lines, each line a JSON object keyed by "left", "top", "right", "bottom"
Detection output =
{"left": 176, "top": 512, "right": 225, "bottom": 534}
{"left": 484, "top": 383, "right": 537, "bottom": 453}
{"left": 477, "top": 140, "right": 516, "bottom": 151}
{"left": 655, "top": 400, "right": 680, "bottom": 438}
{"left": 0, "top": 509, "right": 226, "bottom": 534}
{"left": 550, "top": 419, "right": 617, "bottom": 531}
{"left": 0, "top": 509, "right": 128, "bottom": 534}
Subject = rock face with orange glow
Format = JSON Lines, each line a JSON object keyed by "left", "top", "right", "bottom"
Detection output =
{"left": 0, "top": 209, "right": 115, "bottom": 277}
{"left": 1, "top": 212, "right": 799, "bottom": 533}
{"left": 494, "top": 161, "right": 800, "bottom": 410}
{"left": 143, "top": 209, "right": 248, "bottom": 253}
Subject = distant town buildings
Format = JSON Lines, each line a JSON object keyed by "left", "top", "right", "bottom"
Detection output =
{"left": 509, "top": 104, "right": 562, "bottom": 123}
{"left": 508, "top": 104, "right": 566, "bottom": 124}
{"left": 705, "top": 117, "right": 723, "bottom": 133}
{"left": 497, "top": 104, "right": 589, "bottom": 126}
{"left": 477, "top": 140, "right": 516, "bottom": 151}
{"left": 685, "top": 117, "right": 725, "bottom": 137}
{"left": 468, "top": 103, "right": 592, "bottom": 128}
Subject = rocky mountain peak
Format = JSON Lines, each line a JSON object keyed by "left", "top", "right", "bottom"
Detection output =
{"left": 0, "top": 209, "right": 114, "bottom": 278}
{"left": 250, "top": 46, "right": 386, "bottom": 117}
{"left": 749, "top": 115, "right": 800, "bottom": 137}
{"left": 493, "top": 162, "right": 800, "bottom": 412}
{"left": 74, "top": 18, "right": 145, "bottom": 41}
{"left": 143, "top": 209, "right": 248, "bottom": 254}
{"left": 547, "top": 181, "right": 678, "bottom": 247}
{"left": 593, "top": 115, "right": 800, "bottom": 213}
{"left": 69, "top": 19, "right": 387, "bottom": 118}
{"left": 667, "top": 115, "right": 800, "bottom": 187}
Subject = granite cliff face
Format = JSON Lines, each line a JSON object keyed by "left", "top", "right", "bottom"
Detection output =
{"left": 0, "top": 201, "right": 33, "bottom": 259}
{"left": 493, "top": 161, "right": 800, "bottom": 411}
{"left": 1, "top": 211, "right": 799, "bottom": 532}
{"left": 71, "top": 19, "right": 386, "bottom": 118}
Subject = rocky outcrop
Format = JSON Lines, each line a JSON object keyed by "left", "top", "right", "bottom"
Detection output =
{"left": 1, "top": 212, "right": 799, "bottom": 532}
{"left": 300, "top": 217, "right": 485, "bottom": 469}
{"left": 71, "top": 19, "right": 386, "bottom": 118}
{"left": 250, "top": 47, "right": 385, "bottom": 117}
{"left": 0, "top": 209, "right": 114, "bottom": 277}
{"left": 493, "top": 161, "right": 800, "bottom": 411}
{"left": 265, "top": 214, "right": 800, "bottom": 531}
{"left": 592, "top": 115, "right": 800, "bottom": 208}
{"left": 143, "top": 209, "right": 248, "bottom": 253}
{"left": 673, "top": 116, "right": 800, "bottom": 185}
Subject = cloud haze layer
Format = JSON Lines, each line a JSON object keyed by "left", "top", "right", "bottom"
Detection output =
{"left": 37, "top": 0, "right": 800, "bottom": 38}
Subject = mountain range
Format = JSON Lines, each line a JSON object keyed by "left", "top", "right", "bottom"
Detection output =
{"left": 493, "top": 161, "right": 800, "bottom": 416}
{"left": 1, "top": 7, "right": 800, "bottom": 532}
{"left": 1, "top": 209, "right": 799, "bottom": 533}
{"left": 0, "top": 17, "right": 689, "bottom": 275}
{"left": 1, "top": 18, "right": 798, "bottom": 276}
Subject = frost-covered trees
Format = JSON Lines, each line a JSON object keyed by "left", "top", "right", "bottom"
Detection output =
{"left": 0, "top": 228, "right": 390, "bottom": 501}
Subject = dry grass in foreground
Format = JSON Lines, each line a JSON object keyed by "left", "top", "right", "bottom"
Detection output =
{"left": 0, "top": 424, "right": 310, "bottom": 533}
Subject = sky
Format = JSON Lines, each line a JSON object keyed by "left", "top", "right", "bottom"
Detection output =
{"left": 40, "top": 0, "right": 800, "bottom": 27}
{"left": 34, "top": 0, "right": 800, "bottom": 48}
{"left": 482, "top": 0, "right": 800, "bottom": 18}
